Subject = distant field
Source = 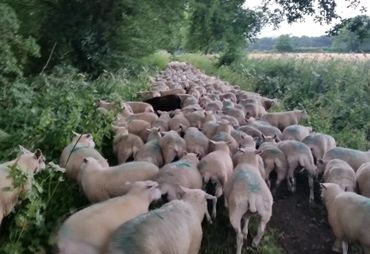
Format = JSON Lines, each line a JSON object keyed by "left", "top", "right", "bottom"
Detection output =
{"left": 248, "top": 52, "right": 370, "bottom": 61}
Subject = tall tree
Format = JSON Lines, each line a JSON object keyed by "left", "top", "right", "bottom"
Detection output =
{"left": 330, "top": 15, "right": 370, "bottom": 52}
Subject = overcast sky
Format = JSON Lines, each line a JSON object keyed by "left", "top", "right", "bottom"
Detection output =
{"left": 243, "top": 0, "right": 370, "bottom": 37}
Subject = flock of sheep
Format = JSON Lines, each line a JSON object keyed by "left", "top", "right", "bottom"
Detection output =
{"left": 1, "top": 61, "right": 370, "bottom": 254}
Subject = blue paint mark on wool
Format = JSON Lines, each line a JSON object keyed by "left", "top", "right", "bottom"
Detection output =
{"left": 235, "top": 169, "right": 261, "bottom": 193}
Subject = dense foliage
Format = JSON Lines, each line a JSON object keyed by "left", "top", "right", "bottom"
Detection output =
{"left": 0, "top": 0, "right": 369, "bottom": 253}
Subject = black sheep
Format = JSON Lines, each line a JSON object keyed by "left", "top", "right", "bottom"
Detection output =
{"left": 144, "top": 94, "right": 182, "bottom": 112}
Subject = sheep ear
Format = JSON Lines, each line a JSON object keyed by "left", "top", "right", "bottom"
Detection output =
{"left": 320, "top": 183, "right": 327, "bottom": 190}
{"left": 175, "top": 185, "right": 186, "bottom": 199}
{"left": 34, "top": 149, "right": 42, "bottom": 159}
{"left": 255, "top": 150, "right": 262, "bottom": 155}
{"left": 86, "top": 133, "right": 92, "bottom": 138}
{"left": 19, "top": 145, "right": 31, "bottom": 154}
{"left": 205, "top": 193, "right": 216, "bottom": 200}
{"left": 72, "top": 131, "right": 80, "bottom": 137}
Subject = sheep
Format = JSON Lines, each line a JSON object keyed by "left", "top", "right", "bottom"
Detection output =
{"left": 112, "top": 128, "right": 144, "bottom": 164}
{"left": 96, "top": 100, "right": 120, "bottom": 114}
{"left": 125, "top": 101, "right": 154, "bottom": 113}
{"left": 323, "top": 159, "right": 356, "bottom": 192}
{"left": 260, "top": 110, "right": 308, "bottom": 131}
{"left": 159, "top": 130, "right": 187, "bottom": 164}
{"left": 230, "top": 130, "right": 255, "bottom": 148}
{"left": 134, "top": 128, "right": 164, "bottom": 167}
{"left": 320, "top": 183, "right": 370, "bottom": 254}
{"left": 318, "top": 147, "right": 370, "bottom": 173}
{"left": 257, "top": 136, "right": 288, "bottom": 192}
{"left": 0, "top": 146, "right": 45, "bottom": 226}
{"left": 151, "top": 110, "right": 171, "bottom": 132}
{"left": 232, "top": 148, "right": 266, "bottom": 182}
{"left": 137, "top": 90, "right": 161, "bottom": 101}
{"left": 356, "top": 162, "right": 370, "bottom": 198}
{"left": 184, "top": 109, "right": 205, "bottom": 129}
{"left": 246, "top": 117, "right": 282, "bottom": 140}
{"left": 122, "top": 111, "right": 158, "bottom": 126}
{"left": 302, "top": 133, "right": 336, "bottom": 167}
{"left": 106, "top": 187, "right": 216, "bottom": 254}
{"left": 241, "top": 102, "right": 267, "bottom": 119}
{"left": 223, "top": 106, "right": 246, "bottom": 125}
{"left": 181, "top": 95, "right": 199, "bottom": 108}
{"left": 277, "top": 140, "right": 317, "bottom": 203}
{"left": 144, "top": 94, "right": 182, "bottom": 112}
{"left": 205, "top": 101, "right": 223, "bottom": 112}
{"left": 224, "top": 148, "right": 273, "bottom": 254}
{"left": 237, "top": 125, "right": 263, "bottom": 138}
{"left": 198, "top": 140, "right": 233, "bottom": 217}
{"left": 168, "top": 109, "right": 191, "bottom": 134}
{"left": 156, "top": 153, "right": 203, "bottom": 200}
{"left": 57, "top": 180, "right": 161, "bottom": 254}
{"left": 79, "top": 157, "right": 159, "bottom": 203}
{"left": 184, "top": 127, "right": 209, "bottom": 158}
{"left": 211, "top": 121, "right": 239, "bottom": 154}
{"left": 160, "top": 88, "right": 186, "bottom": 96}
{"left": 59, "top": 132, "right": 108, "bottom": 180}
{"left": 281, "top": 124, "right": 313, "bottom": 141}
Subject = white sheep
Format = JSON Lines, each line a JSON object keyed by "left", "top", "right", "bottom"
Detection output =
{"left": 321, "top": 183, "right": 370, "bottom": 254}
{"left": 356, "top": 162, "right": 370, "bottom": 198}
{"left": 224, "top": 148, "right": 273, "bottom": 254}
{"left": 0, "top": 146, "right": 45, "bottom": 226}
{"left": 79, "top": 157, "right": 159, "bottom": 202}
{"left": 57, "top": 180, "right": 161, "bottom": 254}
{"left": 59, "top": 132, "right": 108, "bottom": 181}
{"left": 323, "top": 159, "right": 356, "bottom": 192}
{"left": 106, "top": 187, "right": 216, "bottom": 254}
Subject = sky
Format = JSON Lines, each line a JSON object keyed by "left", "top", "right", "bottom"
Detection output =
{"left": 243, "top": 0, "right": 370, "bottom": 37}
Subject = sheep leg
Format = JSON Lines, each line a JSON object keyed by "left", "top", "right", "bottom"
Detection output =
{"left": 308, "top": 175, "right": 314, "bottom": 204}
{"left": 287, "top": 159, "right": 298, "bottom": 193}
{"left": 332, "top": 239, "right": 342, "bottom": 253}
{"left": 252, "top": 216, "right": 269, "bottom": 248}
{"left": 342, "top": 241, "right": 348, "bottom": 254}
{"left": 242, "top": 214, "right": 251, "bottom": 240}
{"left": 229, "top": 209, "right": 244, "bottom": 254}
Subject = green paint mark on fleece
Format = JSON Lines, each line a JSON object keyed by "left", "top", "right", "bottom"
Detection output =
{"left": 174, "top": 161, "right": 192, "bottom": 168}
{"left": 213, "top": 131, "right": 228, "bottom": 141}
{"left": 235, "top": 169, "right": 261, "bottom": 193}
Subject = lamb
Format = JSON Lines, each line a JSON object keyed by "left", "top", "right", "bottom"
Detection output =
{"left": 168, "top": 109, "right": 190, "bottom": 134}
{"left": 160, "top": 88, "right": 186, "bottom": 96}
{"left": 57, "top": 180, "right": 161, "bottom": 254}
{"left": 224, "top": 148, "right": 273, "bottom": 254}
{"left": 302, "top": 133, "right": 336, "bottom": 167}
{"left": 79, "top": 157, "right": 159, "bottom": 202}
{"left": 211, "top": 121, "right": 239, "bottom": 154}
{"left": 245, "top": 117, "right": 282, "bottom": 140}
{"left": 260, "top": 110, "right": 308, "bottom": 131}
{"left": 106, "top": 187, "right": 216, "bottom": 254}
{"left": 237, "top": 125, "right": 263, "bottom": 138}
{"left": 281, "top": 124, "right": 312, "bottom": 141}
{"left": 198, "top": 140, "right": 233, "bottom": 217}
{"left": 134, "top": 128, "right": 164, "bottom": 167}
{"left": 125, "top": 101, "right": 154, "bottom": 113}
{"left": 112, "top": 126, "right": 144, "bottom": 164}
{"left": 356, "top": 162, "right": 370, "bottom": 198}
{"left": 184, "top": 109, "right": 205, "bottom": 129}
{"left": 59, "top": 132, "right": 108, "bottom": 180}
{"left": 159, "top": 130, "right": 187, "bottom": 164}
{"left": 257, "top": 136, "right": 288, "bottom": 192}
{"left": 277, "top": 140, "right": 317, "bottom": 203}
{"left": 184, "top": 127, "right": 209, "bottom": 158}
{"left": 318, "top": 147, "right": 370, "bottom": 173}
{"left": 156, "top": 153, "right": 203, "bottom": 200}
{"left": 320, "top": 183, "right": 370, "bottom": 254}
{"left": 323, "top": 159, "right": 356, "bottom": 192}
{"left": 152, "top": 110, "right": 171, "bottom": 132}
{"left": 144, "top": 94, "right": 182, "bottom": 112}
{"left": 0, "top": 146, "right": 45, "bottom": 226}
